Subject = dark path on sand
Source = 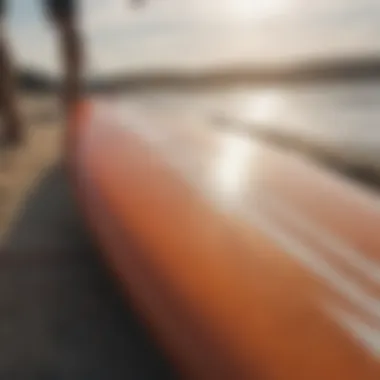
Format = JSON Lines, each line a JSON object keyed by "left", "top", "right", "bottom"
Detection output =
{"left": 0, "top": 164, "right": 174, "bottom": 379}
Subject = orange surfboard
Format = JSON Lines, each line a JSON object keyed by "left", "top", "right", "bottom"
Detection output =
{"left": 67, "top": 99, "right": 380, "bottom": 379}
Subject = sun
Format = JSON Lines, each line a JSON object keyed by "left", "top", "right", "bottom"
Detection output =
{"left": 228, "top": 0, "right": 290, "bottom": 20}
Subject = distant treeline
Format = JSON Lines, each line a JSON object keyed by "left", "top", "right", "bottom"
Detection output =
{"left": 17, "top": 70, "right": 58, "bottom": 92}
{"left": 18, "top": 56, "right": 380, "bottom": 92}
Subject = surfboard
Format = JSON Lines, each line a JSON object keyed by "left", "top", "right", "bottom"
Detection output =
{"left": 67, "top": 99, "right": 380, "bottom": 379}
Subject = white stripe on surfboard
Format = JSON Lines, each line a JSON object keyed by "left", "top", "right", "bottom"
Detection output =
{"left": 163, "top": 129, "right": 380, "bottom": 355}
{"left": 329, "top": 305, "right": 380, "bottom": 356}
{"left": 116, "top": 115, "right": 380, "bottom": 288}
{"left": 257, "top": 194, "right": 380, "bottom": 283}
{"left": 107, "top": 108, "right": 380, "bottom": 356}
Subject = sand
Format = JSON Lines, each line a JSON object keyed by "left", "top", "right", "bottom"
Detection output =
{"left": 0, "top": 94, "right": 63, "bottom": 236}
{"left": 0, "top": 95, "right": 174, "bottom": 379}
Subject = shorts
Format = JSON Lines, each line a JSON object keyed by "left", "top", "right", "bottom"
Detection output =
{"left": 45, "top": 0, "right": 75, "bottom": 21}
{"left": 0, "top": 1, "right": 75, "bottom": 20}
{"left": 0, "top": 0, "right": 4, "bottom": 18}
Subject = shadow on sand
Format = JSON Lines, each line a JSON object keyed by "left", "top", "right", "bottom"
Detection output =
{"left": 0, "top": 164, "right": 175, "bottom": 380}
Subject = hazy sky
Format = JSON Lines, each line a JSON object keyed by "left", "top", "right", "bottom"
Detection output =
{"left": 6, "top": 0, "right": 380, "bottom": 76}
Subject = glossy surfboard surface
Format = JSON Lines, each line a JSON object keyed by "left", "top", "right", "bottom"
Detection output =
{"left": 67, "top": 99, "right": 380, "bottom": 379}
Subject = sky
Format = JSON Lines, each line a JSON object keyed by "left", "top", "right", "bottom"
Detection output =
{"left": 5, "top": 0, "right": 380, "bottom": 76}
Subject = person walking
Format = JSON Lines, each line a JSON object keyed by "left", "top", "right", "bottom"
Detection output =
{"left": 0, "top": 0, "right": 81, "bottom": 148}
{"left": 0, "top": 0, "right": 147, "bottom": 148}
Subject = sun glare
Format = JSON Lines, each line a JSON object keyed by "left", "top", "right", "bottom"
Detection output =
{"left": 239, "top": 89, "right": 284, "bottom": 125}
{"left": 229, "top": 0, "right": 290, "bottom": 20}
{"left": 211, "top": 133, "right": 257, "bottom": 210}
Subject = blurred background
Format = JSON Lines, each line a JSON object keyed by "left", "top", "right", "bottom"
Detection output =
{"left": 0, "top": 1, "right": 379, "bottom": 378}
{"left": 2, "top": 0, "right": 380, "bottom": 232}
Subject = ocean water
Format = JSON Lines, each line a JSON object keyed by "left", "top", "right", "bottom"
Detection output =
{"left": 127, "top": 78, "right": 380, "bottom": 187}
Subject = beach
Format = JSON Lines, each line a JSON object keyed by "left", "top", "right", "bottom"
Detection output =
{"left": 0, "top": 93, "right": 174, "bottom": 379}
{"left": 0, "top": 94, "right": 63, "bottom": 236}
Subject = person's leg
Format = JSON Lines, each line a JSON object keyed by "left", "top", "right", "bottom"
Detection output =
{"left": 0, "top": 0, "right": 23, "bottom": 146}
{"left": 45, "top": 0, "right": 82, "bottom": 121}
